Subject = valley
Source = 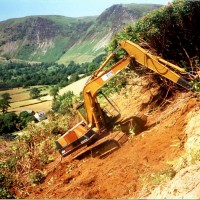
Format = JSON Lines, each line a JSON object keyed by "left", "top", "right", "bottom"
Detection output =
{"left": 0, "top": 1, "right": 200, "bottom": 199}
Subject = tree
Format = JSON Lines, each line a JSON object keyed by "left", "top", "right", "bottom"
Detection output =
{"left": 29, "top": 88, "right": 40, "bottom": 99}
{"left": 1, "top": 93, "right": 11, "bottom": 102}
{"left": 69, "top": 73, "right": 79, "bottom": 83}
{"left": 0, "top": 112, "right": 19, "bottom": 134}
{"left": 19, "top": 111, "right": 37, "bottom": 128}
{"left": 49, "top": 86, "right": 59, "bottom": 100}
{"left": 0, "top": 93, "right": 11, "bottom": 113}
{"left": 52, "top": 91, "right": 75, "bottom": 114}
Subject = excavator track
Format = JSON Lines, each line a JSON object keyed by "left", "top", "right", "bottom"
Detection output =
{"left": 72, "top": 131, "right": 128, "bottom": 160}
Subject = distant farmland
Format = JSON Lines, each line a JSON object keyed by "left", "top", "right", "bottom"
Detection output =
{"left": 0, "top": 76, "right": 89, "bottom": 113}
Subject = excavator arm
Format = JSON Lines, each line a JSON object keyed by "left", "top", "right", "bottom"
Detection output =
{"left": 82, "top": 40, "right": 191, "bottom": 131}
{"left": 119, "top": 40, "right": 191, "bottom": 90}
{"left": 82, "top": 56, "right": 131, "bottom": 131}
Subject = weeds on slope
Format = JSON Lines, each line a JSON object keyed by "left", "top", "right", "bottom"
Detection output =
{"left": 0, "top": 112, "right": 79, "bottom": 198}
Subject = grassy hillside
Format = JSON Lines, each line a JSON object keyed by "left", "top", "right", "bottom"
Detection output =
{"left": 0, "top": 4, "right": 162, "bottom": 64}
{"left": 0, "top": 15, "right": 95, "bottom": 63}
{"left": 58, "top": 4, "right": 162, "bottom": 64}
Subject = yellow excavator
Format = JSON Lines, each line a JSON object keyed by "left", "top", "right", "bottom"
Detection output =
{"left": 55, "top": 40, "right": 192, "bottom": 158}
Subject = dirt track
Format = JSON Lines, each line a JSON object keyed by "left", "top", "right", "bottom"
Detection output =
{"left": 22, "top": 77, "right": 200, "bottom": 199}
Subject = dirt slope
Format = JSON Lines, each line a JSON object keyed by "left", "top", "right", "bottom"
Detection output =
{"left": 22, "top": 77, "right": 200, "bottom": 199}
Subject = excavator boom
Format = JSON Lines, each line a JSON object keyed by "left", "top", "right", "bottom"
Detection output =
{"left": 119, "top": 40, "right": 191, "bottom": 90}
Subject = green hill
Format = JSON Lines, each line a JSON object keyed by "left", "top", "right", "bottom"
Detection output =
{"left": 0, "top": 4, "right": 162, "bottom": 64}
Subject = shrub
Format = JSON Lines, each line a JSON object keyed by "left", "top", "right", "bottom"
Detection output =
{"left": 0, "top": 111, "right": 79, "bottom": 198}
{"left": 106, "top": 0, "right": 200, "bottom": 93}
{"left": 29, "top": 88, "right": 41, "bottom": 99}
{"left": 0, "top": 112, "right": 19, "bottom": 135}
{"left": 19, "top": 111, "right": 37, "bottom": 128}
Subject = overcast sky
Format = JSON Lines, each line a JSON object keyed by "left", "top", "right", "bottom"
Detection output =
{"left": 0, "top": 0, "right": 170, "bottom": 22}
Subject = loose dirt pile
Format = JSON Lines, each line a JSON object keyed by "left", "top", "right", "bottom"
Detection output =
{"left": 22, "top": 77, "right": 200, "bottom": 199}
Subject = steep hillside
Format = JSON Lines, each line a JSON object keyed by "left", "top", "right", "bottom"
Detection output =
{"left": 14, "top": 77, "right": 200, "bottom": 199}
{"left": 0, "top": 4, "right": 161, "bottom": 64}
{"left": 0, "top": 16, "right": 94, "bottom": 63}
{"left": 58, "top": 3, "right": 161, "bottom": 64}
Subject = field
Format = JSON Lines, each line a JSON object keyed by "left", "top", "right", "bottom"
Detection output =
{"left": 0, "top": 86, "right": 51, "bottom": 113}
{"left": 59, "top": 76, "right": 89, "bottom": 95}
{"left": 0, "top": 76, "right": 89, "bottom": 114}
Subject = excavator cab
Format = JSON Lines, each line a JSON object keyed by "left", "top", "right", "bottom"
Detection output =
{"left": 55, "top": 120, "right": 97, "bottom": 157}
{"left": 77, "top": 91, "right": 120, "bottom": 128}
{"left": 95, "top": 91, "right": 121, "bottom": 125}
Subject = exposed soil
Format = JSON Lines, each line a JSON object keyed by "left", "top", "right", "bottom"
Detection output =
{"left": 21, "top": 77, "right": 200, "bottom": 199}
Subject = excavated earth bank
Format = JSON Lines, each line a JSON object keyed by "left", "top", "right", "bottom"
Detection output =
{"left": 21, "top": 77, "right": 200, "bottom": 199}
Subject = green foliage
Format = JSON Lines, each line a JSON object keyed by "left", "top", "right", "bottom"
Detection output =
{"left": 0, "top": 93, "right": 11, "bottom": 113}
{"left": 30, "top": 172, "right": 45, "bottom": 185}
{"left": 1, "top": 93, "right": 11, "bottom": 101}
{"left": 52, "top": 91, "right": 76, "bottom": 114}
{"left": 49, "top": 85, "right": 59, "bottom": 100}
{"left": 16, "top": 44, "right": 37, "bottom": 60}
{"left": 0, "top": 186, "right": 14, "bottom": 199}
{"left": 112, "top": 0, "right": 200, "bottom": 69}
{"left": 191, "top": 79, "right": 200, "bottom": 92}
{"left": 0, "top": 112, "right": 19, "bottom": 134}
{"left": 105, "top": 0, "right": 200, "bottom": 92}
{"left": 0, "top": 99, "right": 10, "bottom": 114}
{"left": 0, "top": 110, "right": 38, "bottom": 135}
{"left": 0, "top": 111, "right": 78, "bottom": 198}
{"left": 29, "top": 88, "right": 40, "bottom": 99}
{"left": 0, "top": 54, "right": 104, "bottom": 89}
{"left": 19, "top": 111, "right": 37, "bottom": 128}
{"left": 0, "top": 173, "right": 14, "bottom": 199}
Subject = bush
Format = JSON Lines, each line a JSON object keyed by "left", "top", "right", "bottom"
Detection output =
{"left": 52, "top": 91, "right": 76, "bottom": 114}
{"left": 105, "top": 0, "right": 200, "bottom": 94}
{"left": 19, "top": 111, "right": 37, "bottom": 128}
{"left": 0, "top": 112, "right": 19, "bottom": 135}
{"left": 29, "top": 88, "right": 40, "bottom": 99}
{"left": 0, "top": 111, "right": 80, "bottom": 198}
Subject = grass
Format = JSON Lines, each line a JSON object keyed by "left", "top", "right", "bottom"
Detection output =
{"left": 0, "top": 86, "right": 51, "bottom": 113}
{"left": 57, "top": 35, "right": 105, "bottom": 64}
{"left": 0, "top": 15, "right": 98, "bottom": 64}
{"left": 0, "top": 76, "right": 89, "bottom": 113}
{"left": 29, "top": 37, "right": 70, "bottom": 63}
{"left": 59, "top": 76, "right": 89, "bottom": 95}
